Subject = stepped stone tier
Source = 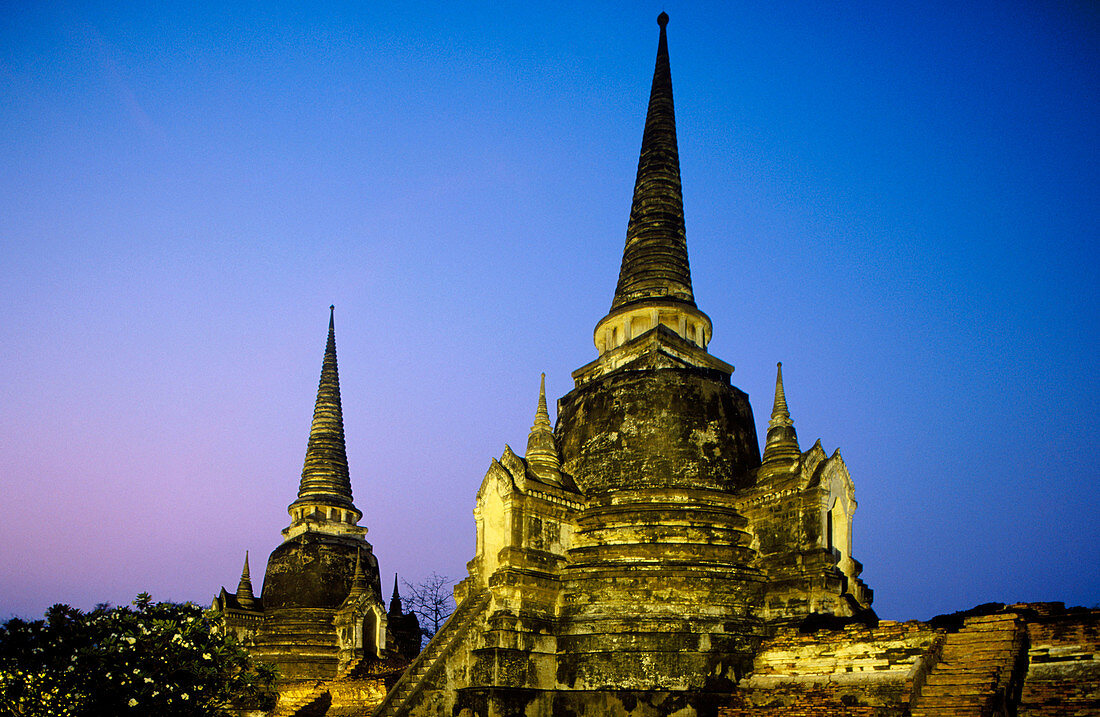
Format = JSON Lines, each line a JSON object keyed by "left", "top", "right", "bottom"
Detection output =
{"left": 212, "top": 307, "right": 419, "bottom": 700}
{"left": 202, "top": 14, "right": 1100, "bottom": 717}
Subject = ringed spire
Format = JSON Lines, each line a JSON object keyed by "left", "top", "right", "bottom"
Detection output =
{"left": 235, "top": 551, "right": 257, "bottom": 609}
{"left": 525, "top": 373, "right": 562, "bottom": 484}
{"left": 593, "top": 13, "right": 713, "bottom": 357}
{"left": 612, "top": 11, "right": 693, "bottom": 310}
{"left": 285, "top": 306, "right": 364, "bottom": 538}
{"left": 761, "top": 362, "right": 802, "bottom": 468}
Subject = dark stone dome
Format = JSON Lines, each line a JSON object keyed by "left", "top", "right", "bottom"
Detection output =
{"left": 260, "top": 533, "right": 381, "bottom": 610}
{"left": 556, "top": 366, "right": 761, "bottom": 494}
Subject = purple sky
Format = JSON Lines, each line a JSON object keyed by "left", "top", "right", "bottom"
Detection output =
{"left": 2, "top": 2, "right": 1097, "bottom": 623}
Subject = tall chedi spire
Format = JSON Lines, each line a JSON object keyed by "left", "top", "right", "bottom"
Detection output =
{"left": 283, "top": 306, "right": 365, "bottom": 540}
{"left": 593, "top": 12, "right": 713, "bottom": 357}
{"left": 524, "top": 373, "right": 562, "bottom": 484}
{"left": 761, "top": 362, "right": 802, "bottom": 470}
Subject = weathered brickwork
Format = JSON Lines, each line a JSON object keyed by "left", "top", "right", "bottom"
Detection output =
{"left": 720, "top": 689, "right": 881, "bottom": 717}
{"left": 727, "top": 620, "right": 941, "bottom": 716}
{"left": 910, "top": 613, "right": 1027, "bottom": 717}
{"left": 1018, "top": 605, "right": 1100, "bottom": 716}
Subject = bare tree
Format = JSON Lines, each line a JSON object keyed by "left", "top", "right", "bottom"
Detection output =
{"left": 402, "top": 572, "right": 455, "bottom": 645}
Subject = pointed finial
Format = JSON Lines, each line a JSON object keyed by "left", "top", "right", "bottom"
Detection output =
{"left": 535, "top": 373, "right": 550, "bottom": 427}
{"left": 389, "top": 572, "right": 402, "bottom": 615}
{"left": 525, "top": 373, "right": 562, "bottom": 484}
{"left": 235, "top": 550, "right": 257, "bottom": 608}
{"left": 657, "top": 11, "right": 669, "bottom": 28}
{"left": 761, "top": 361, "right": 801, "bottom": 468}
{"left": 771, "top": 362, "right": 792, "bottom": 427}
{"left": 348, "top": 549, "right": 367, "bottom": 598}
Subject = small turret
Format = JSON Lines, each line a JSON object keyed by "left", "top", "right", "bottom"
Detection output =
{"left": 235, "top": 551, "right": 257, "bottom": 609}
{"left": 388, "top": 573, "right": 402, "bottom": 616}
{"left": 525, "top": 373, "right": 562, "bottom": 484}
{"left": 386, "top": 573, "right": 422, "bottom": 660}
{"left": 760, "top": 362, "right": 801, "bottom": 471}
{"left": 347, "top": 549, "right": 368, "bottom": 599}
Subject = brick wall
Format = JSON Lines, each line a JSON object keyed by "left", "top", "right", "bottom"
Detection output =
{"left": 1018, "top": 606, "right": 1100, "bottom": 716}
{"left": 718, "top": 620, "right": 942, "bottom": 716}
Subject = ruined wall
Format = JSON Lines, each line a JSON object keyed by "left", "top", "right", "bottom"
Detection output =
{"left": 1018, "top": 605, "right": 1100, "bottom": 716}
{"left": 721, "top": 620, "right": 943, "bottom": 716}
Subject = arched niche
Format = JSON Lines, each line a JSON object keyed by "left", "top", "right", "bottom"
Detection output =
{"left": 363, "top": 607, "right": 380, "bottom": 658}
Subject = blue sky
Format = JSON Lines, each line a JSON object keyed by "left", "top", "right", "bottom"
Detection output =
{"left": 1, "top": 1, "right": 1097, "bottom": 621}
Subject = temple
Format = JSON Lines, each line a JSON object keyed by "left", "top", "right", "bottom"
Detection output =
{"left": 213, "top": 307, "right": 419, "bottom": 706}
{"left": 371, "top": 14, "right": 872, "bottom": 716}
{"left": 213, "top": 14, "right": 1099, "bottom": 717}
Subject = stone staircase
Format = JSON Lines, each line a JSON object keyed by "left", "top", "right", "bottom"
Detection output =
{"left": 911, "top": 613, "right": 1026, "bottom": 717}
{"left": 269, "top": 656, "right": 365, "bottom": 717}
{"left": 372, "top": 589, "right": 490, "bottom": 717}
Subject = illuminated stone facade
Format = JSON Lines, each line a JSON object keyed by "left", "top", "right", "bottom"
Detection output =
{"left": 366, "top": 15, "right": 1098, "bottom": 717}
{"left": 372, "top": 14, "right": 876, "bottom": 717}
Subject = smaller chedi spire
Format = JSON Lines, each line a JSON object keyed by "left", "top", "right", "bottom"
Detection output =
{"left": 348, "top": 549, "right": 368, "bottom": 598}
{"left": 284, "top": 306, "right": 365, "bottom": 540}
{"left": 761, "top": 362, "right": 802, "bottom": 468}
{"left": 525, "top": 373, "right": 562, "bottom": 484}
{"left": 235, "top": 551, "right": 257, "bottom": 609}
{"left": 389, "top": 573, "right": 402, "bottom": 616}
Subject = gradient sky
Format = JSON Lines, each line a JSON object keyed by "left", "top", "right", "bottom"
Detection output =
{"left": 2, "top": 1, "right": 1097, "bottom": 623}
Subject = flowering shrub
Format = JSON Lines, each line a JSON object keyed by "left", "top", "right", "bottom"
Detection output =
{"left": 0, "top": 593, "right": 275, "bottom": 716}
